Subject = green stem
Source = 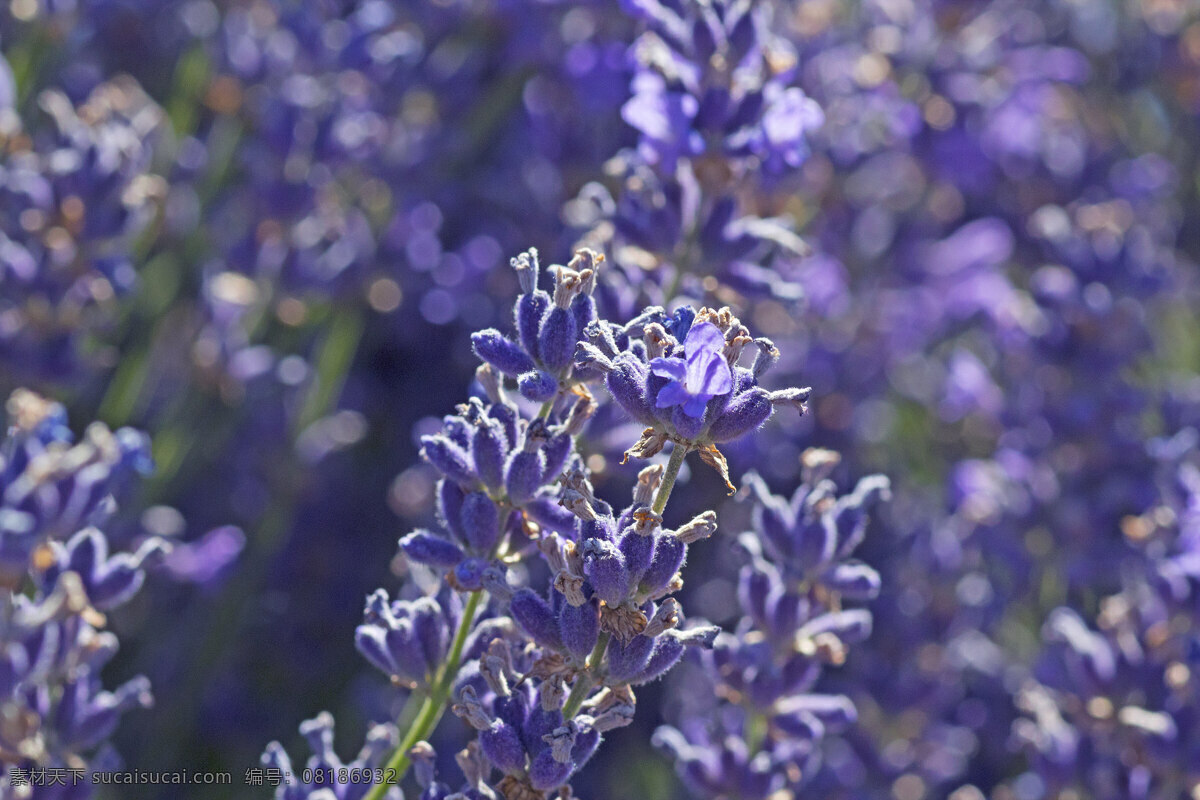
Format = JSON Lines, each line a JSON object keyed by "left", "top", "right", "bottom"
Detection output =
{"left": 392, "top": 687, "right": 428, "bottom": 738}
{"left": 562, "top": 631, "right": 611, "bottom": 719}
{"left": 744, "top": 709, "right": 768, "bottom": 756}
{"left": 364, "top": 589, "right": 484, "bottom": 800}
{"left": 298, "top": 307, "right": 365, "bottom": 432}
{"left": 537, "top": 399, "right": 554, "bottom": 419}
{"left": 652, "top": 445, "right": 688, "bottom": 516}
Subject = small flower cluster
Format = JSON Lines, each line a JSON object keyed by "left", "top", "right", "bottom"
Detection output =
{"left": 264, "top": 248, "right": 834, "bottom": 799}
{"left": 1011, "top": 432, "right": 1200, "bottom": 799}
{"left": 0, "top": 73, "right": 163, "bottom": 380}
{"left": 571, "top": 0, "right": 822, "bottom": 307}
{"left": 654, "top": 450, "right": 889, "bottom": 798}
{"left": 471, "top": 249, "right": 600, "bottom": 406}
{"left": 619, "top": 0, "right": 821, "bottom": 176}
{"left": 0, "top": 389, "right": 164, "bottom": 797}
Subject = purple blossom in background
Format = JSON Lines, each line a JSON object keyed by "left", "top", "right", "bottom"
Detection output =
{"left": 0, "top": 0, "right": 1197, "bottom": 798}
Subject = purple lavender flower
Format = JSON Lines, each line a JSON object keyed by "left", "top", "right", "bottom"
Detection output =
{"left": 650, "top": 321, "right": 734, "bottom": 418}
{"left": 584, "top": 305, "right": 809, "bottom": 490}
{"left": 0, "top": 390, "right": 163, "bottom": 795}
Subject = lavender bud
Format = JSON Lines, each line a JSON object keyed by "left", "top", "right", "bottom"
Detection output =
{"left": 768, "top": 592, "right": 802, "bottom": 637}
{"left": 511, "top": 589, "right": 563, "bottom": 651}
{"left": 526, "top": 496, "right": 578, "bottom": 533}
{"left": 582, "top": 538, "right": 630, "bottom": 606}
{"left": 438, "top": 479, "right": 468, "bottom": 542}
{"left": 560, "top": 598, "right": 601, "bottom": 662}
{"left": 461, "top": 493, "right": 501, "bottom": 553}
{"left": 452, "top": 557, "right": 488, "bottom": 592}
{"left": 421, "top": 436, "right": 478, "bottom": 488}
{"left": 471, "top": 329, "right": 536, "bottom": 377}
{"left": 707, "top": 388, "right": 773, "bottom": 443}
{"left": 773, "top": 711, "right": 823, "bottom": 741}
{"left": 776, "top": 694, "right": 857, "bottom": 730}
{"left": 671, "top": 625, "right": 720, "bottom": 648}
{"left": 519, "top": 370, "right": 559, "bottom": 402}
{"left": 479, "top": 720, "right": 526, "bottom": 773}
{"left": 606, "top": 357, "right": 657, "bottom": 426}
{"left": 619, "top": 529, "right": 655, "bottom": 585}
{"left": 355, "top": 621, "right": 424, "bottom": 686}
{"left": 505, "top": 449, "right": 545, "bottom": 506}
{"left": 538, "top": 307, "right": 578, "bottom": 374}
{"left": 517, "top": 292, "right": 549, "bottom": 360}
{"left": 796, "top": 514, "right": 837, "bottom": 575}
{"left": 471, "top": 417, "right": 508, "bottom": 492}
{"left": 410, "top": 598, "right": 449, "bottom": 671}
{"left": 670, "top": 406, "right": 705, "bottom": 442}
{"left": 571, "top": 292, "right": 597, "bottom": 341}
{"left": 529, "top": 748, "right": 573, "bottom": 792}
{"left": 542, "top": 431, "right": 573, "bottom": 483}
{"left": 400, "top": 531, "right": 464, "bottom": 569}
{"left": 833, "top": 475, "right": 891, "bottom": 557}
{"left": 571, "top": 726, "right": 601, "bottom": 768}
{"left": 639, "top": 627, "right": 718, "bottom": 685}
{"left": 639, "top": 535, "right": 684, "bottom": 598}
{"left": 630, "top": 636, "right": 684, "bottom": 685}
{"left": 606, "top": 634, "right": 655, "bottom": 684}
{"left": 797, "top": 609, "right": 873, "bottom": 645}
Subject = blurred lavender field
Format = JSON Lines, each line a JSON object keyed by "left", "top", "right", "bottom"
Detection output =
{"left": 0, "top": 0, "right": 1198, "bottom": 798}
